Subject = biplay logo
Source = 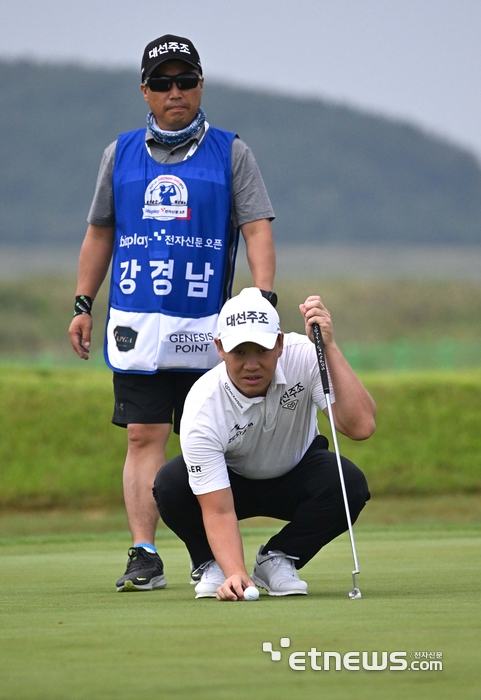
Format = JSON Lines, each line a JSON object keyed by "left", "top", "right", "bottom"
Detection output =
{"left": 262, "top": 638, "right": 443, "bottom": 672}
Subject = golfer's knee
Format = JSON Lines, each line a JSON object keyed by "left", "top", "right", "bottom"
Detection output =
{"left": 342, "top": 460, "right": 370, "bottom": 516}
{"left": 152, "top": 455, "right": 189, "bottom": 517}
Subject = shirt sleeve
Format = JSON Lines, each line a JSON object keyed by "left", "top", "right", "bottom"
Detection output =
{"left": 231, "top": 137, "right": 275, "bottom": 228}
{"left": 87, "top": 141, "right": 117, "bottom": 226}
{"left": 180, "top": 403, "right": 232, "bottom": 495}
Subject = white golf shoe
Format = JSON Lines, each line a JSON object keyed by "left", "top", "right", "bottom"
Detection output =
{"left": 194, "top": 560, "right": 226, "bottom": 598}
{"left": 251, "top": 545, "right": 308, "bottom": 596}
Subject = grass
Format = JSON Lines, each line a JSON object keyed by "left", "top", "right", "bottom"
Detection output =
{"left": 0, "top": 494, "right": 480, "bottom": 538}
{"left": 2, "top": 366, "right": 481, "bottom": 507}
{"left": 0, "top": 520, "right": 479, "bottom": 700}
{"left": 336, "top": 371, "right": 481, "bottom": 495}
{"left": 0, "top": 274, "right": 481, "bottom": 360}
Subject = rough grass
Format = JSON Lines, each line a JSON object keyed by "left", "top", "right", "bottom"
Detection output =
{"left": 0, "top": 366, "right": 178, "bottom": 507}
{"left": 1, "top": 367, "right": 481, "bottom": 507}
{"left": 2, "top": 274, "right": 481, "bottom": 365}
{"left": 335, "top": 371, "right": 481, "bottom": 495}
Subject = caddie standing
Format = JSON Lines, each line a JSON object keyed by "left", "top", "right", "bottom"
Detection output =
{"left": 68, "top": 34, "right": 276, "bottom": 591}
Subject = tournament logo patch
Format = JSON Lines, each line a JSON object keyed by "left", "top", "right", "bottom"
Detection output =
{"left": 114, "top": 326, "right": 138, "bottom": 352}
{"left": 143, "top": 174, "right": 189, "bottom": 221}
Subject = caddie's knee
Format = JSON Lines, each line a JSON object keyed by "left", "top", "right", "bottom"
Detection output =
{"left": 127, "top": 423, "right": 171, "bottom": 451}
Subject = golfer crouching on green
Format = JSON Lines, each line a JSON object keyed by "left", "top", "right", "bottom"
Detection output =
{"left": 153, "top": 288, "right": 376, "bottom": 600}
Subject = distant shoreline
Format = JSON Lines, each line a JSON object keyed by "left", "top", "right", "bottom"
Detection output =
{"left": 2, "top": 244, "right": 481, "bottom": 280}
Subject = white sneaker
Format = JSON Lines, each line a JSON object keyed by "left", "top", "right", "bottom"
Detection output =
{"left": 251, "top": 545, "right": 308, "bottom": 596}
{"left": 194, "top": 560, "right": 226, "bottom": 598}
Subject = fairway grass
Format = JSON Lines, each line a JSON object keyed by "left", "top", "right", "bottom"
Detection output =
{"left": 1, "top": 526, "right": 479, "bottom": 700}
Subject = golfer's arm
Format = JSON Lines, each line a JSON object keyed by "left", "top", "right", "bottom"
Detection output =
{"left": 240, "top": 219, "right": 276, "bottom": 291}
{"left": 75, "top": 224, "right": 115, "bottom": 297}
{"left": 323, "top": 342, "right": 376, "bottom": 440}
{"left": 197, "top": 488, "right": 248, "bottom": 577}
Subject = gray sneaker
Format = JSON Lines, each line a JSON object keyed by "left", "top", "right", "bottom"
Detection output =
{"left": 251, "top": 545, "right": 308, "bottom": 596}
{"left": 194, "top": 560, "right": 226, "bottom": 598}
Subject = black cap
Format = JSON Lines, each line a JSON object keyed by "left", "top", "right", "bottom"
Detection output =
{"left": 141, "top": 34, "right": 202, "bottom": 80}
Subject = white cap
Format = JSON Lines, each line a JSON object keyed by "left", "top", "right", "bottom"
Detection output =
{"left": 217, "top": 288, "right": 281, "bottom": 352}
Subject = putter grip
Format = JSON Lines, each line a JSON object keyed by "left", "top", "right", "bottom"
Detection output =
{"left": 312, "top": 323, "right": 330, "bottom": 395}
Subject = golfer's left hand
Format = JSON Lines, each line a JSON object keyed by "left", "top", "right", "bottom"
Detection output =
{"left": 300, "top": 295, "right": 334, "bottom": 345}
{"left": 216, "top": 573, "right": 256, "bottom": 601}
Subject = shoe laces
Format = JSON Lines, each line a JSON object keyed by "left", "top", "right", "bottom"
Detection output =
{"left": 124, "top": 547, "right": 155, "bottom": 573}
{"left": 201, "top": 560, "right": 224, "bottom": 582}
{"left": 265, "top": 551, "right": 299, "bottom": 578}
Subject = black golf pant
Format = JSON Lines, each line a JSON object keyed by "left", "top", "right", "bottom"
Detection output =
{"left": 153, "top": 435, "right": 370, "bottom": 569}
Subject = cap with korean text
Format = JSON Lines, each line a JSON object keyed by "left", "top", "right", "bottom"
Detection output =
{"left": 141, "top": 34, "right": 202, "bottom": 80}
{"left": 217, "top": 288, "right": 281, "bottom": 352}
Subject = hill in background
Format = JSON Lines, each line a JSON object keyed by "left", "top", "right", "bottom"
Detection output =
{"left": 1, "top": 60, "right": 481, "bottom": 247}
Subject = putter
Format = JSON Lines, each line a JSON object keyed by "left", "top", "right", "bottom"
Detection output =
{"left": 312, "top": 322, "right": 362, "bottom": 599}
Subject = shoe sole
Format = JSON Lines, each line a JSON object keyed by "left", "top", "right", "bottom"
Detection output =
{"left": 116, "top": 574, "right": 167, "bottom": 592}
{"left": 194, "top": 591, "right": 217, "bottom": 599}
{"left": 251, "top": 573, "right": 308, "bottom": 596}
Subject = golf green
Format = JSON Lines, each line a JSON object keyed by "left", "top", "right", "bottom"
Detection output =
{"left": 0, "top": 524, "right": 479, "bottom": 699}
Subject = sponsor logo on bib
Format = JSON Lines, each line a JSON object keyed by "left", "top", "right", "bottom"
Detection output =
{"left": 142, "top": 174, "right": 189, "bottom": 221}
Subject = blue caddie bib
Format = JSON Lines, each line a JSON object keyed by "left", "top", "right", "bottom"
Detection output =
{"left": 105, "top": 126, "right": 238, "bottom": 373}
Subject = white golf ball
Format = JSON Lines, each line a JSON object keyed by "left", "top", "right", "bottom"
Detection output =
{"left": 244, "top": 586, "right": 259, "bottom": 601}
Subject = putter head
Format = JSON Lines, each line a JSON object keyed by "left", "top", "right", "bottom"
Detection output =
{"left": 348, "top": 588, "right": 362, "bottom": 599}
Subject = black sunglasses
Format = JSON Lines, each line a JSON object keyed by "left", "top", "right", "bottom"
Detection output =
{"left": 146, "top": 73, "right": 201, "bottom": 92}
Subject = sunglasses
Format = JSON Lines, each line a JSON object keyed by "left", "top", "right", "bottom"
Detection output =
{"left": 146, "top": 73, "right": 201, "bottom": 92}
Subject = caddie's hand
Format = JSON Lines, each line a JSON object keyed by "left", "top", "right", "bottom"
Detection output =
{"left": 216, "top": 573, "right": 256, "bottom": 601}
{"left": 299, "top": 295, "right": 335, "bottom": 346}
{"left": 68, "top": 314, "right": 93, "bottom": 360}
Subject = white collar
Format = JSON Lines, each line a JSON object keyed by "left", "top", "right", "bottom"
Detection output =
{"left": 220, "top": 363, "right": 287, "bottom": 414}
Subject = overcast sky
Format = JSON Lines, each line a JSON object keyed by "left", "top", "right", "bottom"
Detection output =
{"left": 2, "top": 0, "right": 481, "bottom": 159}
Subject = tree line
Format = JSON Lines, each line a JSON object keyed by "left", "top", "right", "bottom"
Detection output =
{"left": 1, "top": 60, "right": 480, "bottom": 246}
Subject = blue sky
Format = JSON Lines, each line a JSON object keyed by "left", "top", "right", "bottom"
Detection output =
{"left": 2, "top": 0, "right": 481, "bottom": 159}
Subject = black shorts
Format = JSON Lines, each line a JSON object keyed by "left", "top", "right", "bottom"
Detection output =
{"left": 112, "top": 370, "right": 205, "bottom": 434}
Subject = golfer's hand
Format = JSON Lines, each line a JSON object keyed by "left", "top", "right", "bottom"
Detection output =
{"left": 68, "top": 314, "right": 93, "bottom": 360}
{"left": 300, "top": 295, "right": 334, "bottom": 345}
{"left": 216, "top": 573, "right": 256, "bottom": 601}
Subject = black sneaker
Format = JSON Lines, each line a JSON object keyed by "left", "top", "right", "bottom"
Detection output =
{"left": 116, "top": 547, "right": 167, "bottom": 592}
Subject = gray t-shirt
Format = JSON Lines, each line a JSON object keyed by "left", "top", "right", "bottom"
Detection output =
{"left": 88, "top": 125, "right": 275, "bottom": 229}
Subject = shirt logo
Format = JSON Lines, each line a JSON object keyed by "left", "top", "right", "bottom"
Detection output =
{"left": 228, "top": 422, "right": 254, "bottom": 443}
{"left": 280, "top": 382, "right": 305, "bottom": 408}
{"left": 187, "top": 465, "right": 202, "bottom": 473}
{"left": 223, "top": 382, "right": 244, "bottom": 410}
{"left": 143, "top": 175, "right": 189, "bottom": 221}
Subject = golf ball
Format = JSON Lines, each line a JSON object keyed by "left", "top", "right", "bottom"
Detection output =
{"left": 244, "top": 586, "right": 259, "bottom": 601}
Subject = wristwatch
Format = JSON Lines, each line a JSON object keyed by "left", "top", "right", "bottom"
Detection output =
{"left": 260, "top": 290, "right": 278, "bottom": 308}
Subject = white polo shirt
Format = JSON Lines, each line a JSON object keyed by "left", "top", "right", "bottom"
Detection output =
{"left": 180, "top": 333, "right": 334, "bottom": 495}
